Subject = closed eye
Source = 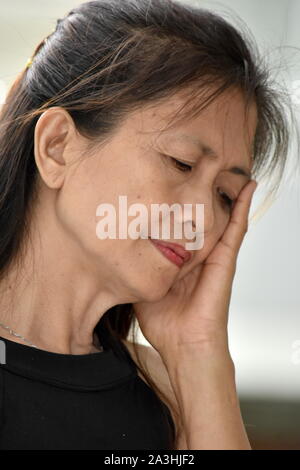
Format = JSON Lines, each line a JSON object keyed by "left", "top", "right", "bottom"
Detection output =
{"left": 169, "top": 157, "right": 193, "bottom": 172}
{"left": 169, "top": 156, "right": 236, "bottom": 211}
{"left": 218, "top": 189, "right": 235, "bottom": 211}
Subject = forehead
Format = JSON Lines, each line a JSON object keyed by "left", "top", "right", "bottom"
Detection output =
{"left": 130, "top": 86, "right": 258, "bottom": 169}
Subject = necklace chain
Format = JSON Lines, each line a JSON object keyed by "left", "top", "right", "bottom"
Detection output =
{"left": 0, "top": 322, "right": 103, "bottom": 352}
{"left": 0, "top": 322, "right": 38, "bottom": 347}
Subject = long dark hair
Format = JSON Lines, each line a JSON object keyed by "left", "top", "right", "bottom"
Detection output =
{"left": 0, "top": 0, "right": 294, "bottom": 449}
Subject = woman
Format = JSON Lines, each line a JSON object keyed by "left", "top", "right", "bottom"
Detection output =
{"left": 0, "top": 0, "right": 291, "bottom": 450}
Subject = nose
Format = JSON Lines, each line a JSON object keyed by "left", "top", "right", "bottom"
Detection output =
{"left": 190, "top": 189, "right": 215, "bottom": 237}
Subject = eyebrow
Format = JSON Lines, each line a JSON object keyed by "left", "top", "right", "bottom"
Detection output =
{"left": 163, "top": 133, "right": 252, "bottom": 180}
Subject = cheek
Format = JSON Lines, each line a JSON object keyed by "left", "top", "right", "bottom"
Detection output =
{"left": 56, "top": 149, "right": 179, "bottom": 268}
{"left": 185, "top": 220, "right": 228, "bottom": 268}
{"left": 55, "top": 185, "right": 98, "bottom": 259}
{"left": 207, "top": 198, "right": 232, "bottom": 239}
{"left": 54, "top": 163, "right": 116, "bottom": 259}
{"left": 100, "top": 237, "right": 174, "bottom": 302}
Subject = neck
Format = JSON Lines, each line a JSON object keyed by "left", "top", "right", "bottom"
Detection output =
{"left": 0, "top": 196, "right": 133, "bottom": 355}
{"left": 0, "top": 264, "right": 117, "bottom": 355}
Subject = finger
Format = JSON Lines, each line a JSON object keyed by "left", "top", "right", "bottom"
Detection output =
{"left": 221, "top": 179, "right": 257, "bottom": 253}
{"left": 189, "top": 180, "right": 258, "bottom": 313}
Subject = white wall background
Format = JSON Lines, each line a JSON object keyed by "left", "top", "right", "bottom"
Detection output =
{"left": 0, "top": 0, "right": 299, "bottom": 399}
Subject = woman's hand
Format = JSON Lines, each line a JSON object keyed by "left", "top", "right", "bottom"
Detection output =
{"left": 133, "top": 179, "right": 258, "bottom": 361}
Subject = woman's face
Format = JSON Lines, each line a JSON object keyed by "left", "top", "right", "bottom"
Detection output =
{"left": 34, "top": 87, "right": 257, "bottom": 304}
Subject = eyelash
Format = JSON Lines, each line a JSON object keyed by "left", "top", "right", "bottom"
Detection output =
{"left": 171, "top": 157, "right": 193, "bottom": 173}
{"left": 169, "top": 157, "right": 236, "bottom": 211}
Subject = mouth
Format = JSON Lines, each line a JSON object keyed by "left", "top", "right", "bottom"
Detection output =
{"left": 149, "top": 237, "right": 191, "bottom": 268}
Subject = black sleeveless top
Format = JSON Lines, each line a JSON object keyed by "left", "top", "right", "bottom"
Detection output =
{"left": 0, "top": 333, "right": 175, "bottom": 450}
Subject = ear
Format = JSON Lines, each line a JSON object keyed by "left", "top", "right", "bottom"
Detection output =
{"left": 33, "top": 107, "right": 77, "bottom": 189}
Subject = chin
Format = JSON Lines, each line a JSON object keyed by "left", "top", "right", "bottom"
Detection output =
{"left": 134, "top": 277, "right": 172, "bottom": 303}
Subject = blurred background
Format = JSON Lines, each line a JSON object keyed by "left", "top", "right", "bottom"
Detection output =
{"left": 1, "top": 0, "right": 299, "bottom": 450}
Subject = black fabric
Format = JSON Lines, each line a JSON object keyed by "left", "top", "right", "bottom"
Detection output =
{"left": 0, "top": 333, "right": 175, "bottom": 450}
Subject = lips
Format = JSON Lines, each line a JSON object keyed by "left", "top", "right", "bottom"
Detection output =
{"left": 149, "top": 238, "right": 191, "bottom": 263}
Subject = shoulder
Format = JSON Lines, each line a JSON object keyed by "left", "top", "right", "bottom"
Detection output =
{"left": 121, "top": 339, "right": 187, "bottom": 449}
